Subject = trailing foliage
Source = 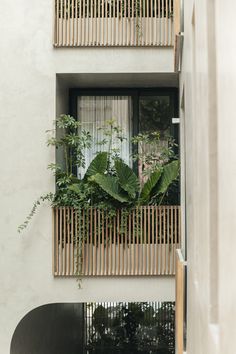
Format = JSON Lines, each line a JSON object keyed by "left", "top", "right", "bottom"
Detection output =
{"left": 18, "top": 115, "right": 179, "bottom": 232}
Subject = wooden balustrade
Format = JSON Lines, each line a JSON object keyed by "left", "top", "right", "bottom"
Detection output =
{"left": 53, "top": 0, "right": 176, "bottom": 46}
{"left": 175, "top": 249, "right": 186, "bottom": 354}
{"left": 52, "top": 205, "right": 181, "bottom": 276}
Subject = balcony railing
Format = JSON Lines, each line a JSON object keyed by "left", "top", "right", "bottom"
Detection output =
{"left": 53, "top": 0, "right": 179, "bottom": 47}
{"left": 52, "top": 205, "right": 181, "bottom": 276}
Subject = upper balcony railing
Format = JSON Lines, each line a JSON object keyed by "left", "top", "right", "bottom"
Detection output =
{"left": 54, "top": 0, "right": 180, "bottom": 47}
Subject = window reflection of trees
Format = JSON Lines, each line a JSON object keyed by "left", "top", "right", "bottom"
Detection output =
{"left": 85, "top": 302, "right": 175, "bottom": 353}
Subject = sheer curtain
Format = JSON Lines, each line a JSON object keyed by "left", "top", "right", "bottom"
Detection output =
{"left": 77, "top": 96, "right": 132, "bottom": 177}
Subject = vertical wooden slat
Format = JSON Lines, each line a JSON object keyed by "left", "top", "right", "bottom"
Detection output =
{"left": 84, "top": 209, "right": 88, "bottom": 275}
{"left": 59, "top": 208, "right": 62, "bottom": 275}
{"left": 89, "top": 208, "right": 92, "bottom": 275}
{"left": 150, "top": 0, "right": 153, "bottom": 45}
{"left": 170, "top": 206, "right": 173, "bottom": 274}
{"left": 138, "top": 0, "right": 142, "bottom": 46}
{"left": 135, "top": 208, "right": 139, "bottom": 275}
{"left": 173, "top": 208, "right": 178, "bottom": 271}
{"left": 124, "top": 209, "right": 128, "bottom": 275}
{"left": 82, "top": 0, "right": 85, "bottom": 45}
{"left": 78, "top": 0, "right": 82, "bottom": 45}
{"left": 128, "top": 212, "right": 131, "bottom": 275}
{"left": 122, "top": 212, "right": 125, "bottom": 275}
{"left": 175, "top": 249, "right": 185, "bottom": 354}
{"left": 70, "top": 0, "right": 74, "bottom": 45}
{"left": 52, "top": 209, "right": 55, "bottom": 274}
{"left": 90, "top": 0, "right": 93, "bottom": 45}
{"left": 140, "top": 207, "right": 144, "bottom": 275}
{"left": 54, "top": 209, "right": 58, "bottom": 275}
{"left": 55, "top": 0, "right": 59, "bottom": 45}
{"left": 63, "top": 207, "right": 66, "bottom": 275}
{"left": 97, "top": 210, "right": 100, "bottom": 275}
{"left": 159, "top": 205, "right": 162, "bottom": 274}
{"left": 94, "top": 0, "right": 97, "bottom": 45}
{"left": 68, "top": 0, "right": 71, "bottom": 45}
{"left": 101, "top": 0, "right": 104, "bottom": 44}
{"left": 113, "top": 212, "right": 116, "bottom": 275}
{"left": 74, "top": 209, "right": 77, "bottom": 275}
{"left": 105, "top": 0, "right": 108, "bottom": 45}
{"left": 155, "top": 207, "right": 158, "bottom": 275}
{"left": 127, "top": 0, "right": 130, "bottom": 44}
{"left": 67, "top": 207, "right": 71, "bottom": 275}
{"left": 132, "top": 209, "right": 135, "bottom": 274}
{"left": 164, "top": 206, "right": 167, "bottom": 274}
{"left": 161, "top": 0, "right": 164, "bottom": 45}
{"left": 144, "top": 206, "right": 147, "bottom": 275}
{"left": 153, "top": 0, "right": 157, "bottom": 45}
{"left": 151, "top": 206, "right": 154, "bottom": 275}
{"left": 117, "top": 210, "right": 121, "bottom": 275}
{"left": 131, "top": 0, "right": 134, "bottom": 45}
{"left": 167, "top": 207, "right": 170, "bottom": 274}
{"left": 168, "top": 0, "right": 170, "bottom": 45}
{"left": 142, "top": 0, "right": 145, "bottom": 45}
{"left": 147, "top": 206, "right": 150, "bottom": 274}
{"left": 93, "top": 209, "right": 97, "bottom": 275}
{"left": 165, "top": 0, "right": 168, "bottom": 45}
{"left": 63, "top": 0, "right": 67, "bottom": 45}
{"left": 146, "top": 0, "right": 149, "bottom": 45}
{"left": 124, "top": 0, "right": 127, "bottom": 45}
{"left": 97, "top": 0, "right": 100, "bottom": 45}
{"left": 101, "top": 210, "right": 105, "bottom": 275}
{"left": 157, "top": 0, "right": 160, "bottom": 45}
{"left": 104, "top": 212, "right": 108, "bottom": 275}
{"left": 76, "top": 0, "right": 79, "bottom": 44}
{"left": 121, "top": 0, "right": 123, "bottom": 45}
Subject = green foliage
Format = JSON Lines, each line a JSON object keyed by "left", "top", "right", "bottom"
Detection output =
{"left": 114, "top": 159, "right": 139, "bottom": 199}
{"left": 86, "top": 302, "right": 175, "bottom": 353}
{"left": 157, "top": 160, "right": 180, "bottom": 195}
{"left": 84, "top": 152, "right": 108, "bottom": 180}
{"left": 18, "top": 116, "right": 179, "bottom": 233}
{"left": 139, "top": 169, "right": 162, "bottom": 204}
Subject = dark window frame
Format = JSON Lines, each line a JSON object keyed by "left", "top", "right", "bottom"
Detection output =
{"left": 70, "top": 87, "right": 178, "bottom": 138}
{"left": 69, "top": 87, "right": 179, "bottom": 172}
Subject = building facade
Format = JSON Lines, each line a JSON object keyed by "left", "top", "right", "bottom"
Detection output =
{"left": 1, "top": 0, "right": 236, "bottom": 353}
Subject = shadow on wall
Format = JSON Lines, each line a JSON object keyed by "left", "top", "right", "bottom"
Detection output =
{"left": 10, "top": 303, "right": 85, "bottom": 354}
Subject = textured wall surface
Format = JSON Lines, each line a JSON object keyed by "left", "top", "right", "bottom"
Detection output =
{"left": 180, "top": 0, "right": 236, "bottom": 353}
{"left": 0, "top": 1, "right": 177, "bottom": 353}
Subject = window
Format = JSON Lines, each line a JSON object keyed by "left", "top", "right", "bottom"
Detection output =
{"left": 70, "top": 88, "right": 178, "bottom": 177}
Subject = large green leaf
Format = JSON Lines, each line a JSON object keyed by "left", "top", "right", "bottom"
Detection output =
{"left": 90, "top": 174, "right": 129, "bottom": 203}
{"left": 114, "top": 159, "right": 139, "bottom": 199}
{"left": 84, "top": 152, "right": 108, "bottom": 180}
{"left": 139, "top": 169, "right": 162, "bottom": 204}
{"left": 68, "top": 183, "right": 82, "bottom": 194}
{"left": 157, "top": 160, "right": 180, "bottom": 195}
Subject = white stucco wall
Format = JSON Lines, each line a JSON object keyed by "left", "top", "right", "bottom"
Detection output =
{"left": 0, "top": 0, "right": 177, "bottom": 353}
{"left": 180, "top": 0, "right": 236, "bottom": 353}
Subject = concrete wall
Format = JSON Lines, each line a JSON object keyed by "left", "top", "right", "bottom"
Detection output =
{"left": 0, "top": 0, "right": 177, "bottom": 353}
{"left": 180, "top": 0, "right": 236, "bottom": 353}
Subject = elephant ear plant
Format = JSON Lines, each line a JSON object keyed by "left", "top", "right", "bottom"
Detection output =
{"left": 18, "top": 115, "right": 179, "bottom": 232}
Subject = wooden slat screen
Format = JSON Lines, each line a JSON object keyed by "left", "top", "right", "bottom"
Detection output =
{"left": 54, "top": 0, "right": 175, "bottom": 46}
{"left": 175, "top": 249, "right": 186, "bottom": 354}
{"left": 53, "top": 205, "right": 181, "bottom": 276}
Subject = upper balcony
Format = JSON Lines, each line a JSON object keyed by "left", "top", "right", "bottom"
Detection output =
{"left": 53, "top": 0, "right": 180, "bottom": 47}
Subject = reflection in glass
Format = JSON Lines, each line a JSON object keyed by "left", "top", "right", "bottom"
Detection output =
{"left": 85, "top": 302, "right": 175, "bottom": 353}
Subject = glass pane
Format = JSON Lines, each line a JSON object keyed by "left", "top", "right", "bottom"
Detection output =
{"left": 138, "top": 95, "right": 173, "bottom": 183}
{"left": 139, "top": 95, "right": 171, "bottom": 136}
{"left": 77, "top": 96, "right": 132, "bottom": 177}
